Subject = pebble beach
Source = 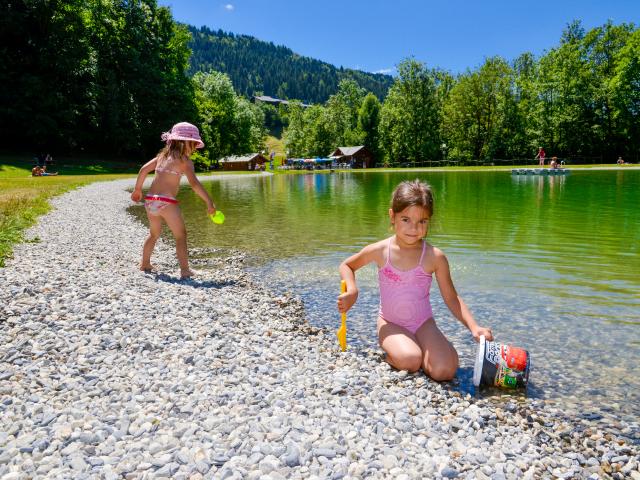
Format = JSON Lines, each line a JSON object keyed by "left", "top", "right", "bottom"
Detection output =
{"left": 1, "top": 177, "right": 639, "bottom": 480}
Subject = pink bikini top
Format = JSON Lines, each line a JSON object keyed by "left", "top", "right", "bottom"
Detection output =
{"left": 155, "top": 157, "right": 183, "bottom": 177}
{"left": 378, "top": 238, "right": 434, "bottom": 327}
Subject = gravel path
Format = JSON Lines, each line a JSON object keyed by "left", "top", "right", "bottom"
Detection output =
{"left": 0, "top": 178, "right": 638, "bottom": 479}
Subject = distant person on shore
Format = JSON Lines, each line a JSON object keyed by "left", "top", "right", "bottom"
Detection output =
{"left": 40, "top": 165, "right": 58, "bottom": 176}
{"left": 31, "top": 166, "right": 42, "bottom": 176}
{"left": 550, "top": 157, "right": 558, "bottom": 169}
{"left": 617, "top": 156, "right": 625, "bottom": 165}
{"left": 337, "top": 180, "right": 493, "bottom": 381}
{"left": 535, "top": 147, "right": 546, "bottom": 166}
{"left": 131, "top": 122, "right": 217, "bottom": 279}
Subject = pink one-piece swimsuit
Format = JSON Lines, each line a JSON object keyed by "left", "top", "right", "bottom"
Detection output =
{"left": 378, "top": 238, "right": 434, "bottom": 334}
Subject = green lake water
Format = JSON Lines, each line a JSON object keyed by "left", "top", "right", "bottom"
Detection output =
{"left": 133, "top": 170, "right": 640, "bottom": 419}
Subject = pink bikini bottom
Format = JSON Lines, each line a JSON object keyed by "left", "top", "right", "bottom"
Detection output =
{"left": 144, "top": 194, "right": 178, "bottom": 216}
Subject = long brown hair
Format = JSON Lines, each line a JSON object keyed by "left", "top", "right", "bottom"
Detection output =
{"left": 390, "top": 179, "right": 434, "bottom": 217}
{"left": 155, "top": 140, "right": 196, "bottom": 164}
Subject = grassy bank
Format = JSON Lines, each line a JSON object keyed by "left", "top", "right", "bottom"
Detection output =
{"left": 0, "top": 154, "right": 138, "bottom": 266}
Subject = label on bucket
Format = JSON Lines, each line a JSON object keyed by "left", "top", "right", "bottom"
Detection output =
{"left": 473, "top": 336, "right": 530, "bottom": 389}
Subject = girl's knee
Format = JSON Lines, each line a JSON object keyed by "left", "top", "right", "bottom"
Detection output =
{"left": 427, "top": 363, "right": 457, "bottom": 382}
{"left": 424, "top": 348, "right": 458, "bottom": 381}
{"left": 174, "top": 231, "right": 187, "bottom": 242}
{"left": 389, "top": 351, "right": 423, "bottom": 373}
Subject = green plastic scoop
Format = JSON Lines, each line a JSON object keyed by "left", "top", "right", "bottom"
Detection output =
{"left": 209, "top": 210, "right": 225, "bottom": 224}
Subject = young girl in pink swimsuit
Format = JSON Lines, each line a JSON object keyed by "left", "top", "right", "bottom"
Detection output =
{"left": 131, "top": 122, "right": 217, "bottom": 279}
{"left": 338, "top": 180, "right": 493, "bottom": 381}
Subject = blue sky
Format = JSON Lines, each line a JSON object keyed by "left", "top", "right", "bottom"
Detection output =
{"left": 159, "top": 0, "right": 640, "bottom": 75}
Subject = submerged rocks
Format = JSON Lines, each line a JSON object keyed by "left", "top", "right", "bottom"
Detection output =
{"left": 0, "top": 177, "right": 638, "bottom": 479}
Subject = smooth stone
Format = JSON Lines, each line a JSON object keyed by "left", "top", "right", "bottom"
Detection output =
{"left": 441, "top": 466, "right": 459, "bottom": 478}
{"left": 69, "top": 455, "right": 88, "bottom": 471}
{"left": 212, "top": 454, "right": 230, "bottom": 466}
{"left": 282, "top": 445, "right": 301, "bottom": 467}
{"left": 195, "top": 461, "right": 210, "bottom": 474}
{"left": 313, "top": 448, "right": 336, "bottom": 459}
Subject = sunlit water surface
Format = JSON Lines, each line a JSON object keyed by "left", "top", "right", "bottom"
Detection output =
{"left": 132, "top": 170, "right": 640, "bottom": 421}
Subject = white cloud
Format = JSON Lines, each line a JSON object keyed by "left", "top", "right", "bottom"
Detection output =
{"left": 373, "top": 68, "right": 393, "bottom": 74}
{"left": 224, "top": 3, "right": 234, "bottom": 11}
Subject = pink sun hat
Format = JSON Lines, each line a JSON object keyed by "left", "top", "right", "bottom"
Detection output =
{"left": 161, "top": 122, "right": 205, "bottom": 149}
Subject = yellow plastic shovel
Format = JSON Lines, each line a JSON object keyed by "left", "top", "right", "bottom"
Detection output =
{"left": 336, "top": 280, "right": 347, "bottom": 351}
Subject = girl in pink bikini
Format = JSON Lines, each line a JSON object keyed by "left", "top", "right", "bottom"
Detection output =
{"left": 338, "top": 180, "right": 493, "bottom": 381}
{"left": 131, "top": 122, "right": 217, "bottom": 279}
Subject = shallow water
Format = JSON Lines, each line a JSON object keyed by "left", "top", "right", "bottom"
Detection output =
{"left": 132, "top": 170, "right": 640, "bottom": 419}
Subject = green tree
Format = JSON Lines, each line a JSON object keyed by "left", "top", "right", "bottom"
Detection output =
{"left": 87, "top": 0, "right": 195, "bottom": 156}
{"left": 302, "top": 105, "right": 335, "bottom": 157}
{"left": 232, "top": 96, "right": 266, "bottom": 156}
{"left": 442, "top": 57, "right": 514, "bottom": 160}
{"left": 511, "top": 52, "right": 539, "bottom": 157}
{"left": 582, "top": 21, "right": 635, "bottom": 159}
{"left": 284, "top": 80, "right": 367, "bottom": 158}
{"left": 257, "top": 101, "right": 286, "bottom": 137}
{"left": 533, "top": 21, "right": 598, "bottom": 157}
{"left": 357, "top": 93, "right": 381, "bottom": 163}
{"left": 193, "top": 70, "right": 265, "bottom": 166}
{"left": 0, "top": 0, "right": 93, "bottom": 151}
{"left": 324, "top": 79, "right": 366, "bottom": 149}
{"left": 282, "top": 102, "right": 307, "bottom": 157}
{"left": 611, "top": 28, "right": 640, "bottom": 159}
{"left": 193, "top": 70, "right": 237, "bottom": 161}
{"left": 379, "top": 59, "right": 442, "bottom": 164}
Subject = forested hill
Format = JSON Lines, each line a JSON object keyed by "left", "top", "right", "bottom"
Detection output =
{"left": 187, "top": 25, "right": 394, "bottom": 104}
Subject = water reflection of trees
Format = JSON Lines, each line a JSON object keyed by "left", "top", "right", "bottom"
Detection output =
{"left": 184, "top": 171, "right": 639, "bottom": 292}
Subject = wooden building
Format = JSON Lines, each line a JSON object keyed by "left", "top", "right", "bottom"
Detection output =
{"left": 329, "top": 146, "right": 375, "bottom": 169}
{"left": 218, "top": 153, "right": 267, "bottom": 171}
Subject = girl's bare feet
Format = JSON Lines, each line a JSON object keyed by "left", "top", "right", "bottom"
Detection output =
{"left": 180, "top": 268, "right": 197, "bottom": 279}
{"left": 140, "top": 264, "right": 157, "bottom": 273}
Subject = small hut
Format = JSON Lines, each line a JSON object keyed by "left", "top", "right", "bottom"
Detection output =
{"left": 218, "top": 153, "right": 267, "bottom": 171}
{"left": 329, "top": 146, "right": 375, "bottom": 168}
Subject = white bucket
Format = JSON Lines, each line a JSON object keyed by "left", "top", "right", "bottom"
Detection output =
{"left": 473, "top": 335, "right": 531, "bottom": 390}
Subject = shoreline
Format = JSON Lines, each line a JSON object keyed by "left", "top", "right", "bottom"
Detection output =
{"left": 0, "top": 177, "right": 638, "bottom": 479}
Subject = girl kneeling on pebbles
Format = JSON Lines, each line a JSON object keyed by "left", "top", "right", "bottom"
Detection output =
{"left": 338, "top": 180, "right": 493, "bottom": 381}
{"left": 131, "top": 122, "right": 217, "bottom": 279}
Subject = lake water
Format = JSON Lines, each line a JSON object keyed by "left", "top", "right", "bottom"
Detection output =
{"left": 133, "top": 170, "right": 640, "bottom": 420}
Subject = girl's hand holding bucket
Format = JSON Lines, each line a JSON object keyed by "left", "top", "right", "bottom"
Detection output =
{"left": 472, "top": 326, "right": 494, "bottom": 342}
{"left": 473, "top": 335, "right": 531, "bottom": 390}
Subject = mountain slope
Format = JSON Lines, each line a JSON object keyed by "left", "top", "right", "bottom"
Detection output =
{"left": 187, "top": 25, "right": 393, "bottom": 104}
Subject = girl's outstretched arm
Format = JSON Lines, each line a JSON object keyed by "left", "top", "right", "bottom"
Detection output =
{"left": 184, "top": 160, "right": 216, "bottom": 215}
{"left": 338, "top": 241, "right": 385, "bottom": 314}
{"left": 433, "top": 248, "right": 493, "bottom": 342}
{"left": 131, "top": 158, "right": 157, "bottom": 202}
